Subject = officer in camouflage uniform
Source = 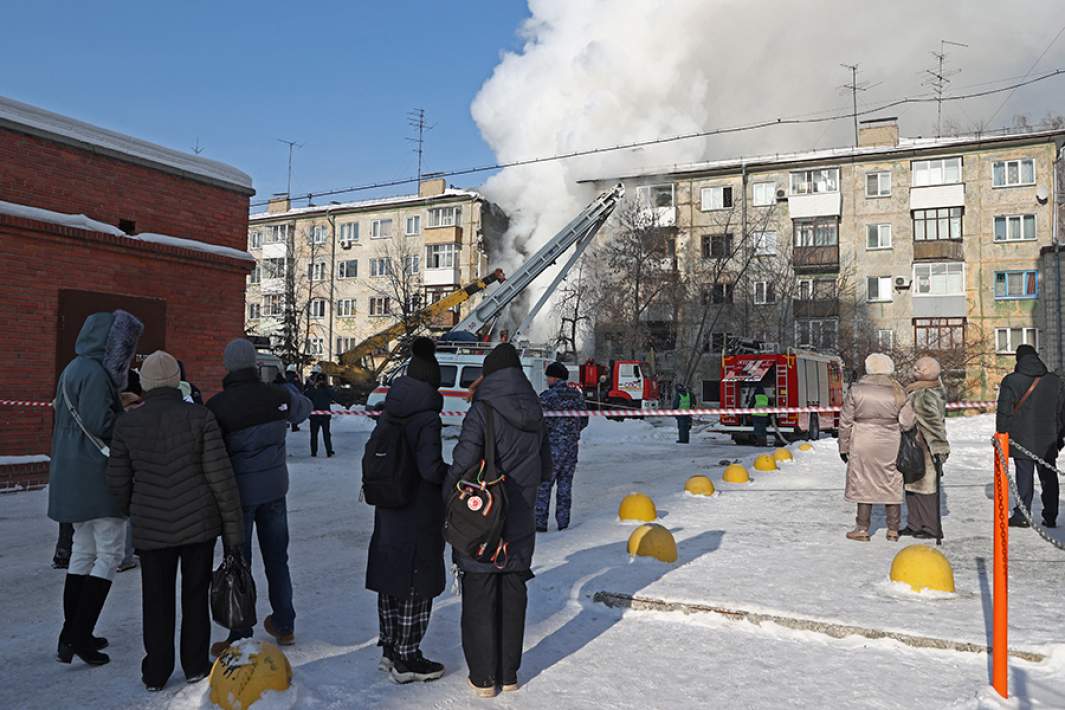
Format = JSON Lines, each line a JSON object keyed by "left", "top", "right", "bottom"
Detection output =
{"left": 536, "top": 362, "right": 588, "bottom": 532}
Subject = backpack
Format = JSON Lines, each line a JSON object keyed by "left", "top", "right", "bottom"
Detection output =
{"left": 361, "top": 412, "right": 417, "bottom": 508}
{"left": 444, "top": 406, "right": 509, "bottom": 567}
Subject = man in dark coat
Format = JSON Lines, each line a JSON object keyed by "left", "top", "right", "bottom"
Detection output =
{"left": 206, "top": 339, "right": 312, "bottom": 655}
{"left": 307, "top": 374, "right": 337, "bottom": 457}
{"left": 996, "top": 344, "right": 1065, "bottom": 528}
{"left": 673, "top": 384, "right": 692, "bottom": 444}
{"left": 285, "top": 370, "right": 304, "bottom": 432}
{"left": 366, "top": 337, "right": 448, "bottom": 684}
{"left": 50, "top": 309, "right": 143, "bottom": 667}
{"left": 536, "top": 361, "right": 588, "bottom": 532}
{"left": 106, "top": 350, "right": 244, "bottom": 690}
{"left": 444, "top": 343, "right": 552, "bottom": 697}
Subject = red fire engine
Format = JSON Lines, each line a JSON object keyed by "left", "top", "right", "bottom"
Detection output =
{"left": 718, "top": 349, "right": 845, "bottom": 444}
{"left": 578, "top": 359, "right": 660, "bottom": 411}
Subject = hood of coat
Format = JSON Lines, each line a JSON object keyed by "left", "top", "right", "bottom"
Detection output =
{"left": 74, "top": 310, "right": 144, "bottom": 391}
{"left": 543, "top": 380, "right": 583, "bottom": 405}
{"left": 475, "top": 367, "right": 544, "bottom": 432}
{"left": 1015, "top": 349, "right": 1048, "bottom": 377}
{"left": 383, "top": 375, "right": 443, "bottom": 418}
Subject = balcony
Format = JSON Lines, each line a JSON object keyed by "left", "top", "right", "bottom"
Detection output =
{"left": 793, "top": 299, "right": 839, "bottom": 318}
{"left": 424, "top": 225, "right": 463, "bottom": 245}
{"left": 913, "top": 239, "right": 964, "bottom": 262}
{"left": 260, "top": 277, "right": 285, "bottom": 294}
{"left": 910, "top": 183, "right": 964, "bottom": 210}
{"left": 423, "top": 267, "right": 460, "bottom": 287}
{"left": 639, "top": 206, "right": 676, "bottom": 228}
{"left": 262, "top": 242, "right": 288, "bottom": 259}
{"left": 793, "top": 244, "right": 840, "bottom": 272}
{"left": 787, "top": 192, "right": 841, "bottom": 219}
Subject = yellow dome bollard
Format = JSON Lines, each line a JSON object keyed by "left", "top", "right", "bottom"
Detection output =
{"left": 684, "top": 475, "right": 716, "bottom": 497}
{"left": 890, "top": 544, "right": 955, "bottom": 593}
{"left": 627, "top": 523, "right": 678, "bottom": 563}
{"left": 209, "top": 639, "right": 292, "bottom": 710}
{"left": 618, "top": 492, "right": 657, "bottom": 522}
{"left": 722, "top": 463, "right": 750, "bottom": 483}
{"left": 753, "top": 454, "right": 778, "bottom": 471}
{"left": 798, "top": 442, "right": 814, "bottom": 452}
{"left": 773, "top": 447, "right": 794, "bottom": 463}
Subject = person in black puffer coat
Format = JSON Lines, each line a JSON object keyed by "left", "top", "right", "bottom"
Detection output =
{"left": 366, "top": 337, "right": 448, "bottom": 684}
{"left": 107, "top": 350, "right": 244, "bottom": 690}
{"left": 996, "top": 344, "right": 1065, "bottom": 528}
{"left": 444, "top": 343, "right": 552, "bottom": 697}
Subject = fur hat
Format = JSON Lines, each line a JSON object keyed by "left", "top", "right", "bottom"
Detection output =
{"left": 546, "top": 361, "right": 569, "bottom": 380}
{"left": 864, "top": 352, "right": 895, "bottom": 376}
{"left": 140, "top": 350, "right": 181, "bottom": 391}
{"left": 483, "top": 343, "right": 521, "bottom": 377}
{"left": 407, "top": 337, "right": 441, "bottom": 389}
{"left": 223, "top": 338, "right": 257, "bottom": 373}
{"left": 912, "top": 355, "right": 942, "bottom": 382}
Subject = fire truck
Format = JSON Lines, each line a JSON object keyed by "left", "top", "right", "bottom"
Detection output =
{"left": 578, "top": 359, "right": 660, "bottom": 411}
{"left": 717, "top": 349, "right": 845, "bottom": 444}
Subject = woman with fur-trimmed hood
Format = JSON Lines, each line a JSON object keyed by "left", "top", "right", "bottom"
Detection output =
{"left": 900, "top": 356, "right": 950, "bottom": 539}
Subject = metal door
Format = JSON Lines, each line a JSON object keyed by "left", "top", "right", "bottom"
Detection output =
{"left": 56, "top": 290, "right": 167, "bottom": 381}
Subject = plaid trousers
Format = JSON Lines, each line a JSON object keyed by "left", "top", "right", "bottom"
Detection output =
{"left": 378, "top": 592, "right": 433, "bottom": 660}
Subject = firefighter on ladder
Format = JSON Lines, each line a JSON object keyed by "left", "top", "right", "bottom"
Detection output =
{"left": 752, "top": 384, "right": 770, "bottom": 447}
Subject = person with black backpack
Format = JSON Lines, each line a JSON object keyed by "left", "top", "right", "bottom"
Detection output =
{"left": 443, "top": 343, "right": 552, "bottom": 698}
{"left": 364, "top": 337, "right": 448, "bottom": 683}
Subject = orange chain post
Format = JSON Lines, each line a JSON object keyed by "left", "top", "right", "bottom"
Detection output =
{"left": 992, "top": 432, "right": 1010, "bottom": 699}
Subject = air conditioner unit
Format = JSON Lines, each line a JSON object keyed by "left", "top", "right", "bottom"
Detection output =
{"left": 776, "top": 188, "right": 788, "bottom": 200}
{"left": 340, "top": 241, "right": 353, "bottom": 250}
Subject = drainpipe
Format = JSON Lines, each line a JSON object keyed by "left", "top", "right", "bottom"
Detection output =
{"left": 741, "top": 161, "right": 749, "bottom": 335}
{"left": 1054, "top": 143, "right": 1062, "bottom": 371}
{"left": 327, "top": 210, "right": 337, "bottom": 363}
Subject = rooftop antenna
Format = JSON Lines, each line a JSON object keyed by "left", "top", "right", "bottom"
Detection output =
{"left": 191, "top": 137, "right": 204, "bottom": 155}
{"left": 839, "top": 63, "right": 881, "bottom": 146}
{"left": 924, "top": 40, "right": 967, "bottom": 137}
{"left": 406, "top": 108, "right": 434, "bottom": 183}
{"left": 277, "top": 138, "right": 303, "bottom": 195}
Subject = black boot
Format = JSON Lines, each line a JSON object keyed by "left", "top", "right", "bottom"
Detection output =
{"left": 1008, "top": 510, "right": 1031, "bottom": 528}
{"left": 65, "top": 576, "right": 113, "bottom": 666}
{"left": 57, "top": 575, "right": 109, "bottom": 662}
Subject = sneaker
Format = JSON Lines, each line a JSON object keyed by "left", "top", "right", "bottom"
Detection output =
{"left": 886, "top": 530, "right": 900, "bottom": 542}
{"left": 144, "top": 682, "right": 165, "bottom": 692}
{"left": 845, "top": 528, "right": 870, "bottom": 542}
{"left": 912, "top": 530, "right": 935, "bottom": 539}
{"left": 210, "top": 640, "right": 233, "bottom": 657}
{"left": 1043, "top": 518, "right": 1057, "bottom": 529}
{"left": 186, "top": 668, "right": 210, "bottom": 684}
{"left": 536, "top": 526, "right": 548, "bottom": 533}
{"left": 502, "top": 680, "right": 520, "bottom": 693}
{"left": 117, "top": 558, "right": 138, "bottom": 573}
{"left": 897, "top": 527, "right": 916, "bottom": 537}
{"left": 468, "top": 678, "right": 498, "bottom": 698}
{"left": 390, "top": 652, "right": 444, "bottom": 684}
{"left": 1008, "top": 512, "right": 1031, "bottom": 528}
{"left": 327, "top": 452, "right": 335, "bottom": 458}
{"left": 378, "top": 645, "right": 395, "bottom": 673}
{"left": 264, "top": 615, "right": 295, "bottom": 646}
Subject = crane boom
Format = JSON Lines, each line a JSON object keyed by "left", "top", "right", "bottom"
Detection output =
{"left": 448, "top": 184, "right": 624, "bottom": 337}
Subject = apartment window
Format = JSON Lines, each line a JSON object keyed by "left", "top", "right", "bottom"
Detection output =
{"left": 339, "top": 222, "right": 359, "bottom": 244}
{"left": 308, "top": 261, "right": 325, "bottom": 281}
{"left": 370, "top": 257, "right": 392, "bottom": 277}
{"left": 789, "top": 168, "right": 839, "bottom": 195}
{"left": 752, "top": 182, "right": 776, "bottom": 206}
{"left": 249, "top": 264, "right": 261, "bottom": 284}
{"left": 249, "top": 231, "right": 263, "bottom": 249}
{"left": 263, "top": 294, "right": 284, "bottom": 317}
{"left": 636, "top": 184, "right": 674, "bottom": 208}
{"left": 753, "top": 231, "right": 777, "bottom": 256}
{"left": 261, "top": 257, "right": 286, "bottom": 279}
{"left": 796, "top": 278, "right": 837, "bottom": 301}
{"left": 994, "top": 270, "right": 1038, "bottom": 300}
{"left": 867, "top": 224, "right": 892, "bottom": 250}
{"left": 371, "top": 219, "right": 393, "bottom": 239}
{"left": 794, "top": 219, "right": 838, "bottom": 247}
{"left": 867, "top": 276, "right": 893, "bottom": 303}
{"left": 306, "top": 337, "right": 324, "bottom": 356}
{"left": 911, "top": 157, "right": 962, "bottom": 187}
{"left": 309, "top": 298, "right": 326, "bottom": 318}
{"left": 913, "top": 263, "right": 965, "bottom": 296}
{"left": 913, "top": 207, "right": 962, "bottom": 241}
{"left": 369, "top": 296, "right": 391, "bottom": 316}
{"left": 700, "top": 186, "right": 733, "bottom": 211}
{"left": 992, "top": 159, "right": 1035, "bottom": 187}
{"left": 753, "top": 281, "right": 776, "bottom": 305}
{"left": 427, "top": 206, "right": 462, "bottom": 228}
{"left": 336, "top": 298, "right": 355, "bottom": 317}
{"left": 404, "top": 255, "right": 421, "bottom": 274}
{"left": 876, "top": 329, "right": 894, "bottom": 350}
{"left": 914, "top": 318, "right": 965, "bottom": 350}
{"left": 338, "top": 259, "right": 358, "bottom": 279}
{"left": 703, "top": 283, "right": 735, "bottom": 305}
{"left": 247, "top": 302, "right": 261, "bottom": 320}
{"left": 336, "top": 337, "right": 356, "bottom": 354}
{"left": 866, "top": 171, "right": 891, "bottom": 197}
{"left": 309, "top": 225, "right": 328, "bottom": 245}
{"left": 426, "top": 243, "right": 457, "bottom": 269}
{"left": 993, "top": 214, "right": 1036, "bottom": 242}
{"left": 701, "top": 233, "right": 734, "bottom": 259}
{"left": 996, "top": 327, "right": 1038, "bottom": 354}
{"left": 795, "top": 319, "right": 838, "bottom": 349}
{"left": 265, "top": 224, "right": 289, "bottom": 244}
{"left": 404, "top": 214, "right": 421, "bottom": 236}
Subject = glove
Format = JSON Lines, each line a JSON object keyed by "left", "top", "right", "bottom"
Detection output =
{"left": 223, "top": 545, "right": 246, "bottom": 566}
{"left": 839, "top": 452, "right": 848, "bottom": 463}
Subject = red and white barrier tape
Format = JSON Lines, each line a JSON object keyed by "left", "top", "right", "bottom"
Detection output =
{"left": 0, "top": 400, "right": 53, "bottom": 408}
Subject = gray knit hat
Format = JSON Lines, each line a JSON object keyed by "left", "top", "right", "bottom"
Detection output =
{"left": 223, "top": 338, "right": 257, "bottom": 373}
{"left": 140, "top": 350, "right": 181, "bottom": 391}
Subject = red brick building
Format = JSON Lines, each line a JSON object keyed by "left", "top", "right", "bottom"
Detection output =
{"left": 0, "top": 96, "right": 255, "bottom": 487}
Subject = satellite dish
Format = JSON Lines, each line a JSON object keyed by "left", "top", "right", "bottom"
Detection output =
{"left": 1036, "top": 185, "right": 1049, "bottom": 204}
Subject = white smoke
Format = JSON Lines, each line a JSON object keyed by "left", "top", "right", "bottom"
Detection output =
{"left": 471, "top": 0, "right": 1065, "bottom": 339}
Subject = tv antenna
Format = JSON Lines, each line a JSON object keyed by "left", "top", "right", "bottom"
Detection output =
{"left": 406, "top": 109, "right": 434, "bottom": 183}
{"left": 924, "top": 39, "right": 967, "bottom": 137}
{"left": 192, "top": 137, "right": 204, "bottom": 155}
{"left": 839, "top": 63, "right": 881, "bottom": 146}
{"left": 277, "top": 138, "right": 303, "bottom": 195}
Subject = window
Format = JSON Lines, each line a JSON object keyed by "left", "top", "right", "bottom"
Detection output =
{"left": 911, "top": 157, "right": 962, "bottom": 187}
{"left": 636, "top": 184, "right": 674, "bottom": 208}
{"left": 753, "top": 231, "right": 777, "bottom": 256}
{"left": 994, "top": 270, "right": 1038, "bottom": 300}
{"left": 309, "top": 225, "right": 328, "bottom": 245}
{"left": 914, "top": 318, "right": 965, "bottom": 350}
{"left": 306, "top": 337, "right": 324, "bottom": 356}
{"left": 336, "top": 298, "right": 355, "bottom": 317}
{"left": 753, "top": 281, "right": 775, "bottom": 304}
{"left": 459, "top": 366, "right": 483, "bottom": 389}
{"left": 249, "top": 263, "right": 261, "bottom": 284}
{"left": 249, "top": 231, "right": 263, "bottom": 249}
{"left": 866, "top": 171, "right": 891, "bottom": 197}
{"left": 700, "top": 186, "right": 733, "bottom": 211}
{"left": 370, "top": 219, "right": 393, "bottom": 239}
{"left": 867, "top": 276, "right": 893, "bottom": 303}
{"left": 992, "top": 159, "right": 1035, "bottom": 187}
{"left": 996, "top": 327, "right": 1038, "bottom": 354}
{"left": 265, "top": 224, "right": 289, "bottom": 244}
{"left": 913, "top": 207, "right": 962, "bottom": 241}
{"left": 796, "top": 278, "right": 837, "bottom": 301}
{"left": 701, "top": 233, "right": 733, "bottom": 259}
{"left": 795, "top": 319, "right": 838, "bottom": 349}
{"left": 404, "top": 255, "right": 420, "bottom": 274}
{"left": 876, "top": 329, "right": 894, "bottom": 350}
{"left": 405, "top": 215, "right": 421, "bottom": 235}
{"left": 752, "top": 182, "right": 776, "bottom": 206}
{"left": 913, "top": 263, "right": 965, "bottom": 296}
{"left": 370, "top": 257, "right": 392, "bottom": 277}
{"left": 338, "top": 222, "right": 359, "bottom": 244}
{"left": 993, "top": 214, "right": 1036, "bottom": 242}
{"left": 426, "top": 243, "right": 457, "bottom": 269}
{"left": 789, "top": 168, "right": 839, "bottom": 195}
{"left": 867, "top": 224, "right": 892, "bottom": 250}
{"left": 261, "top": 257, "right": 286, "bottom": 279}
{"left": 703, "top": 283, "right": 735, "bottom": 305}
{"left": 793, "top": 219, "right": 838, "bottom": 247}
{"left": 309, "top": 298, "right": 326, "bottom": 318}
{"left": 338, "top": 259, "right": 358, "bottom": 279}
{"left": 427, "top": 206, "right": 462, "bottom": 228}
{"left": 263, "top": 294, "right": 284, "bottom": 317}
{"left": 247, "top": 303, "right": 261, "bottom": 320}
{"left": 369, "top": 296, "right": 391, "bottom": 316}
{"left": 336, "top": 337, "right": 356, "bottom": 354}
{"left": 308, "top": 261, "right": 325, "bottom": 281}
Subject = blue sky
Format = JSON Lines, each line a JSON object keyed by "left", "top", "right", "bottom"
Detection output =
{"left": 2, "top": 1, "right": 530, "bottom": 207}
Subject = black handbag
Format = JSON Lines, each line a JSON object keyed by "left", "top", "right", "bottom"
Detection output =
{"left": 897, "top": 428, "right": 926, "bottom": 484}
{"left": 210, "top": 551, "right": 257, "bottom": 630}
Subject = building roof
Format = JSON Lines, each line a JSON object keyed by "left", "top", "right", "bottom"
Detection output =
{"left": 577, "top": 127, "right": 1065, "bottom": 184}
{"left": 0, "top": 95, "right": 254, "bottom": 194}
{"left": 249, "top": 187, "right": 483, "bottom": 222}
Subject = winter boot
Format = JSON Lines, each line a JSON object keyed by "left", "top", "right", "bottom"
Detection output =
{"left": 390, "top": 652, "right": 444, "bottom": 683}
{"left": 64, "top": 576, "right": 112, "bottom": 666}
{"left": 468, "top": 678, "right": 498, "bottom": 698}
{"left": 845, "top": 528, "right": 870, "bottom": 542}
{"left": 897, "top": 527, "right": 916, "bottom": 537}
{"left": 502, "top": 679, "right": 521, "bottom": 693}
{"left": 265, "top": 614, "right": 295, "bottom": 646}
{"left": 57, "top": 574, "right": 108, "bottom": 662}
{"left": 1008, "top": 511, "right": 1031, "bottom": 528}
{"left": 378, "top": 645, "right": 395, "bottom": 673}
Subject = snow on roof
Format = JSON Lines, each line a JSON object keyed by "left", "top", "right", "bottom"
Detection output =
{"left": 250, "top": 187, "right": 482, "bottom": 222}
{"left": 578, "top": 127, "right": 1065, "bottom": 183}
{"left": 0, "top": 95, "right": 253, "bottom": 192}
{"left": 0, "top": 199, "right": 255, "bottom": 263}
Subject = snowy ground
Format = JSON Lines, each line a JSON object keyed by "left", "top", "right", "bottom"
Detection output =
{"left": 2, "top": 413, "right": 1064, "bottom": 709}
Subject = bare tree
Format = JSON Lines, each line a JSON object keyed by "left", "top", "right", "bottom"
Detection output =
{"left": 366, "top": 238, "right": 426, "bottom": 360}
{"left": 270, "top": 224, "right": 329, "bottom": 371}
{"left": 554, "top": 257, "right": 596, "bottom": 360}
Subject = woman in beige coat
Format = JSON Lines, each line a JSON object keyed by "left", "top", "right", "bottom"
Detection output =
{"left": 900, "top": 356, "right": 950, "bottom": 539}
{"left": 838, "top": 353, "right": 912, "bottom": 541}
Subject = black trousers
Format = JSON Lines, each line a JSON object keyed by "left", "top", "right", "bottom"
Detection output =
{"left": 310, "top": 416, "right": 333, "bottom": 456}
{"left": 139, "top": 538, "right": 216, "bottom": 686}
{"left": 1014, "top": 458, "right": 1060, "bottom": 524}
{"left": 461, "top": 572, "right": 530, "bottom": 685}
